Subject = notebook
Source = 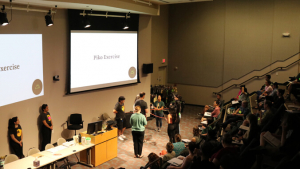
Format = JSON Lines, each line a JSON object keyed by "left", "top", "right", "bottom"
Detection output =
{"left": 201, "top": 121, "right": 207, "bottom": 124}
{"left": 239, "top": 125, "right": 249, "bottom": 131}
{"left": 288, "top": 105, "right": 300, "bottom": 109}
{"left": 182, "top": 139, "right": 191, "bottom": 143}
{"left": 232, "top": 101, "right": 239, "bottom": 105}
{"left": 168, "top": 158, "right": 183, "bottom": 166}
{"left": 263, "top": 131, "right": 281, "bottom": 147}
{"left": 204, "top": 112, "right": 211, "bottom": 117}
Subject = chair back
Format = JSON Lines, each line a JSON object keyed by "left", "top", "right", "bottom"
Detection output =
{"left": 70, "top": 114, "right": 82, "bottom": 125}
{"left": 57, "top": 138, "right": 66, "bottom": 146}
{"left": 28, "top": 148, "right": 40, "bottom": 156}
{"left": 45, "top": 144, "right": 54, "bottom": 150}
{"left": 4, "top": 154, "right": 18, "bottom": 164}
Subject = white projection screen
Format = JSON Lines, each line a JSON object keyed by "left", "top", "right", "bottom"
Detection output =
{"left": 0, "top": 34, "right": 44, "bottom": 107}
{"left": 70, "top": 30, "right": 138, "bottom": 93}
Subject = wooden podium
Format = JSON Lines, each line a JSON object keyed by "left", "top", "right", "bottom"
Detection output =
{"left": 80, "top": 127, "right": 118, "bottom": 167}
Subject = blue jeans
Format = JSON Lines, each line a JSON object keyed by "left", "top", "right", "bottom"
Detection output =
{"left": 156, "top": 112, "right": 163, "bottom": 128}
{"left": 257, "top": 90, "right": 262, "bottom": 101}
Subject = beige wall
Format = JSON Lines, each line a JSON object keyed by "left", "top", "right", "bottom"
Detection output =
{"left": 0, "top": 10, "right": 152, "bottom": 156}
{"left": 168, "top": 0, "right": 300, "bottom": 105}
{"left": 151, "top": 5, "right": 169, "bottom": 85}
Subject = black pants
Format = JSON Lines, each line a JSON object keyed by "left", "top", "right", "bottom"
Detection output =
{"left": 41, "top": 126, "right": 52, "bottom": 151}
{"left": 10, "top": 141, "right": 24, "bottom": 159}
{"left": 132, "top": 131, "right": 145, "bottom": 156}
{"left": 222, "top": 115, "right": 243, "bottom": 129}
{"left": 168, "top": 124, "right": 176, "bottom": 143}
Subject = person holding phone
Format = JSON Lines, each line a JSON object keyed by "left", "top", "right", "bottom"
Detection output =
{"left": 41, "top": 104, "right": 53, "bottom": 151}
{"left": 8, "top": 117, "right": 24, "bottom": 159}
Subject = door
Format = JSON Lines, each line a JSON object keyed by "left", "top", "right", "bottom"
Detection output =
{"left": 158, "top": 66, "right": 167, "bottom": 85}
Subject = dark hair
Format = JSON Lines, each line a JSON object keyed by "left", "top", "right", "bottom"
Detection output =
{"left": 193, "top": 126, "right": 200, "bottom": 137}
{"left": 265, "top": 100, "right": 272, "bottom": 108}
{"left": 175, "top": 134, "right": 182, "bottom": 142}
{"left": 118, "top": 96, "right": 125, "bottom": 102}
{"left": 240, "top": 85, "right": 245, "bottom": 88}
{"left": 273, "top": 82, "right": 278, "bottom": 88}
{"left": 266, "top": 80, "right": 271, "bottom": 85}
{"left": 166, "top": 142, "right": 174, "bottom": 153}
{"left": 207, "top": 130, "right": 216, "bottom": 139}
{"left": 248, "top": 114, "right": 258, "bottom": 127}
{"left": 217, "top": 93, "right": 222, "bottom": 97}
{"left": 278, "top": 89, "right": 285, "bottom": 96}
{"left": 188, "top": 142, "right": 197, "bottom": 154}
{"left": 139, "top": 92, "right": 145, "bottom": 98}
{"left": 175, "top": 94, "right": 182, "bottom": 101}
{"left": 222, "top": 134, "right": 232, "bottom": 145}
{"left": 8, "top": 117, "right": 18, "bottom": 129}
{"left": 148, "top": 153, "right": 161, "bottom": 167}
{"left": 200, "top": 142, "right": 213, "bottom": 158}
{"left": 266, "top": 75, "right": 271, "bottom": 79}
{"left": 220, "top": 154, "right": 240, "bottom": 169}
{"left": 42, "top": 104, "right": 48, "bottom": 111}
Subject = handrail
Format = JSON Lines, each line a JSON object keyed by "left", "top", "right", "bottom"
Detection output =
{"left": 213, "top": 56, "right": 300, "bottom": 94}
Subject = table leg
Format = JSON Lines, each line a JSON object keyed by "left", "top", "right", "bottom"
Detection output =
{"left": 78, "top": 148, "right": 93, "bottom": 168}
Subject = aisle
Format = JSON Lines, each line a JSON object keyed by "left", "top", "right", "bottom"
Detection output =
{"left": 66, "top": 105, "right": 202, "bottom": 169}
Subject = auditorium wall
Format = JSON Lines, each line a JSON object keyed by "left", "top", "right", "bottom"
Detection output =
{"left": 168, "top": 0, "right": 300, "bottom": 105}
{"left": 0, "top": 9, "right": 152, "bottom": 156}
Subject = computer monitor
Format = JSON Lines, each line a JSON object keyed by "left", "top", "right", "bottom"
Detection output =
{"left": 87, "top": 122, "right": 96, "bottom": 134}
{"left": 95, "top": 121, "right": 103, "bottom": 133}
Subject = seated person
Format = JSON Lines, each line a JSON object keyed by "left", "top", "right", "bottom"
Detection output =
{"left": 256, "top": 100, "right": 273, "bottom": 128}
{"left": 286, "top": 72, "right": 300, "bottom": 101}
{"left": 222, "top": 101, "right": 250, "bottom": 129}
{"left": 273, "top": 89, "right": 285, "bottom": 109}
{"left": 257, "top": 75, "right": 272, "bottom": 99}
{"left": 270, "top": 82, "right": 279, "bottom": 100}
{"left": 173, "top": 134, "right": 186, "bottom": 156}
{"left": 167, "top": 142, "right": 197, "bottom": 169}
{"left": 189, "top": 142, "right": 216, "bottom": 169}
{"left": 201, "top": 94, "right": 222, "bottom": 115}
{"left": 192, "top": 126, "right": 201, "bottom": 145}
{"left": 259, "top": 80, "right": 273, "bottom": 99}
{"left": 233, "top": 85, "right": 248, "bottom": 102}
{"left": 234, "top": 114, "right": 260, "bottom": 148}
{"left": 147, "top": 152, "right": 161, "bottom": 169}
{"left": 219, "top": 154, "right": 240, "bottom": 169}
{"left": 201, "top": 100, "right": 221, "bottom": 124}
{"left": 162, "top": 142, "right": 176, "bottom": 163}
{"left": 211, "top": 134, "right": 239, "bottom": 166}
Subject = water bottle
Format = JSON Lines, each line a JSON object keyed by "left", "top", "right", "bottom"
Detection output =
{"left": 78, "top": 133, "right": 82, "bottom": 144}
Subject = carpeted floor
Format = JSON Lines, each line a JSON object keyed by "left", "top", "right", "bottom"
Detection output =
{"left": 65, "top": 105, "right": 202, "bottom": 169}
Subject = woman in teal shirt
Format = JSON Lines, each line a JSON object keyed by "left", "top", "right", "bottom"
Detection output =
{"left": 130, "top": 106, "right": 147, "bottom": 158}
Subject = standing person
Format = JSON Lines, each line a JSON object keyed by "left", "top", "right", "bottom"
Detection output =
{"left": 41, "top": 104, "right": 53, "bottom": 151}
{"left": 170, "top": 94, "right": 181, "bottom": 134}
{"left": 130, "top": 106, "right": 147, "bottom": 158}
{"left": 154, "top": 95, "right": 165, "bottom": 132}
{"left": 135, "top": 92, "right": 149, "bottom": 117}
{"left": 8, "top": 117, "right": 24, "bottom": 159}
{"left": 113, "top": 96, "right": 127, "bottom": 141}
{"left": 165, "top": 108, "right": 178, "bottom": 143}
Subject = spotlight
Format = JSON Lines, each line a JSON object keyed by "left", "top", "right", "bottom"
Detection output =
{"left": 45, "top": 10, "right": 53, "bottom": 27}
{"left": 0, "top": 5, "right": 8, "bottom": 26}
{"left": 84, "top": 15, "right": 91, "bottom": 28}
{"left": 123, "top": 12, "right": 130, "bottom": 30}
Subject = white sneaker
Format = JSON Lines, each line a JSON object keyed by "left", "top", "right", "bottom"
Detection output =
{"left": 118, "top": 136, "right": 124, "bottom": 141}
{"left": 121, "top": 134, "right": 126, "bottom": 138}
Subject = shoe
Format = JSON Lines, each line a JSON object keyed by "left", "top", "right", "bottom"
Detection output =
{"left": 118, "top": 136, "right": 124, "bottom": 141}
{"left": 138, "top": 155, "right": 144, "bottom": 158}
{"left": 155, "top": 128, "right": 157, "bottom": 131}
{"left": 158, "top": 128, "right": 161, "bottom": 132}
{"left": 121, "top": 134, "right": 126, "bottom": 138}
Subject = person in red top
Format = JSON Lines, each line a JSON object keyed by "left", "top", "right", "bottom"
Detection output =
{"left": 211, "top": 134, "right": 238, "bottom": 167}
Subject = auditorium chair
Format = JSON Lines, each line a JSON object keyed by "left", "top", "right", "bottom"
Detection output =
{"left": 66, "top": 114, "right": 83, "bottom": 136}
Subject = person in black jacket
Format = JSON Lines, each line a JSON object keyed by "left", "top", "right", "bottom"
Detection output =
{"left": 8, "top": 117, "right": 24, "bottom": 159}
{"left": 170, "top": 94, "right": 181, "bottom": 134}
{"left": 273, "top": 89, "right": 285, "bottom": 109}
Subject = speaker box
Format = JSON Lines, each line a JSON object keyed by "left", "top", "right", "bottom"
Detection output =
{"left": 142, "top": 63, "right": 153, "bottom": 74}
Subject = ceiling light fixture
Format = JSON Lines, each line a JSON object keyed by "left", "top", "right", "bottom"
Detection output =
{"left": 0, "top": 5, "right": 9, "bottom": 26}
{"left": 123, "top": 12, "right": 130, "bottom": 30}
{"left": 83, "top": 9, "right": 92, "bottom": 28}
{"left": 45, "top": 10, "right": 53, "bottom": 26}
{"left": 133, "top": 0, "right": 152, "bottom": 6}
